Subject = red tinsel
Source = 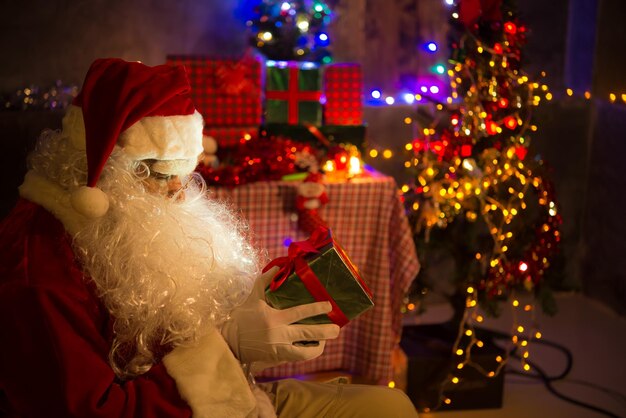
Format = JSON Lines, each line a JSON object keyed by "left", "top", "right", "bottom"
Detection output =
{"left": 196, "top": 135, "right": 319, "bottom": 187}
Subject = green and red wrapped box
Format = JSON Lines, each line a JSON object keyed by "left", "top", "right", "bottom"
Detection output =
{"left": 263, "top": 227, "right": 374, "bottom": 326}
{"left": 265, "top": 61, "right": 322, "bottom": 125}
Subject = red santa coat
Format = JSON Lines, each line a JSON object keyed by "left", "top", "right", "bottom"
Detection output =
{"left": 0, "top": 199, "right": 194, "bottom": 417}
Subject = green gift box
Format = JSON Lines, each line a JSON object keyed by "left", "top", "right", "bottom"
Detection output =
{"left": 260, "top": 123, "right": 367, "bottom": 151}
{"left": 265, "top": 62, "right": 322, "bottom": 125}
{"left": 264, "top": 227, "right": 374, "bottom": 326}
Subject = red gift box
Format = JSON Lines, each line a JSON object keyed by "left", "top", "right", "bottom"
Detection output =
{"left": 166, "top": 55, "right": 262, "bottom": 127}
{"left": 323, "top": 63, "right": 363, "bottom": 125}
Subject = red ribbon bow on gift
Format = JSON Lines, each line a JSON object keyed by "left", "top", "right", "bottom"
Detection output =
{"left": 262, "top": 226, "right": 350, "bottom": 327}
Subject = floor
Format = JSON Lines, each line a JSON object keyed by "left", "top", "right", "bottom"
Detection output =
{"left": 406, "top": 292, "right": 626, "bottom": 418}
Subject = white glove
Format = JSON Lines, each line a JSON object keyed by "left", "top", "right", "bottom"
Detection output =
{"left": 221, "top": 266, "right": 340, "bottom": 372}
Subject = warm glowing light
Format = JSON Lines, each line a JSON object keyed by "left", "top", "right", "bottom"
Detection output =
{"left": 476, "top": 315, "right": 484, "bottom": 322}
{"left": 444, "top": 398, "right": 452, "bottom": 405}
{"left": 383, "top": 149, "right": 393, "bottom": 159}
{"left": 456, "top": 349, "right": 464, "bottom": 355}
{"left": 348, "top": 156, "right": 362, "bottom": 176}
{"left": 385, "top": 96, "right": 395, "bottom": 105}
{"left": 566, "top": 88, "right": 573, "bottom": 96}
{"left": 323, "top": 160, "right": 335, "bottom": 172}
{"left": 261, "top": 31, "right": 273, "bottom": 41}
{"left": 519, "top": 262, "right": 528, "bottom": 272}
{"left": 517, "top": 326, "right": 524, "bottom": 333}
{"left": 467, "top": 286, "right": 474, "bottom": 294}
{"left": 584, "top": 91, "right": 591, "bottom": 99}
{"left": 488, "top": 371, "right": 496, "bottom": 377}
{"left": 535, "top": 332, "right": 542, "bottom": 339}
{"left": 512, "top": 299, "right": 520, "bottom": 307}
{"left": 371, "top": 89, "right": 381, "bottom": 99}
{"left": 476, "top": 340, "right": 484, "bottom": 348}
{"left": 388, "top": 381, "right": 396, "bottom": 388}
{"left": 451, "top": 377, "right": 460, "bottom": 384}
{"left": 407, "top": 303, "right": 415, "bottom": 311}
{"left": 465, "top": 329, "right": 473, "bottom": 336}
{"left": 523, "top": 364, "right": 531, "bottom": 371}
{"left": 369, "top": 149, "right": 378, "bottom": 158}
{"left": 504, "top": 22, "right": 517, "bottom": 34}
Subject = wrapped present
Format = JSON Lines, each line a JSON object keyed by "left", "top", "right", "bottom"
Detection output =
{"left": 323, "top": 63, "right": 363, "bottom": 125}
{"left": 203, "top": 126, "right": 258, "bottom": 149}
{"left": 260, "top": 123, "right": 367, "bottom": 150}
{"left": 265, "top": 61, "right": 322, "bottom": 125}
{"left": 166, "top": 55, "right": 262, "bottom": 127}
{"left": 263, "top": 227, "right": 374, "bottom": 327}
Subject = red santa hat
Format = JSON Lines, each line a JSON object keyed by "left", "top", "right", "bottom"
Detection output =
{"left": 63, "top": 58, "right": 204, "bottom": 218}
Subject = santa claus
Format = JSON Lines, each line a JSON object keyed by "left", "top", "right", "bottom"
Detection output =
{"left": 0, "top": 58, "right": 418, "bottom": 418}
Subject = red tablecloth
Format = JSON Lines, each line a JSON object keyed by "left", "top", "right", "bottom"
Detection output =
{"left": 211, "top": 173, "right": 419, "bottom": 383}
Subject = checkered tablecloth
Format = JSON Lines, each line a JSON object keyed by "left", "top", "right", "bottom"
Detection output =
{"left": 211, "top": 173, "right": 420, "bottom": 384}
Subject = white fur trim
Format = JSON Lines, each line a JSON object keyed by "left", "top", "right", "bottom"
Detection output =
{"left": 62, "top": 105, "right": 86, "bottom": 150}
{"left": 18, "top": 171, "right": 88, "bottom": 235}
{"left": 163, "top": 328, "right": 259, "bottom": 418}
{"left": 118, "top": 111, "right": 204, "bottom": 161}
{"left": 70, "top": 186, "right": 110, "bottom": 218}
{"left": 151, "top": 159, "right": 199, "bottom": 177}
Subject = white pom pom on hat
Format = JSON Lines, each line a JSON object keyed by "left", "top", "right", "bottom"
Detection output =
{"left": 66, "top": 58, "right": 203, "bottom": 218}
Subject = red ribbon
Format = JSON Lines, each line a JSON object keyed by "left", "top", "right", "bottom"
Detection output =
{"left": 266, "top": 65, "right": 321, "bottom": 125}
{"left": 263, "top": 227, "right": 350, "bottom": 327}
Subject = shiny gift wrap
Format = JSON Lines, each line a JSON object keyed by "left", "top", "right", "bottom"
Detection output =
{"left": 263, "top": 227, "right": 374, "bottom": 326}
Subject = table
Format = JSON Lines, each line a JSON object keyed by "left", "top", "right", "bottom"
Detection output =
{"left": 211, "top": 173, "right": 420, "bottom": 384}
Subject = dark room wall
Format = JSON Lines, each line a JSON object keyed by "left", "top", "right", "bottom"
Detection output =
{"left": 0, "top": 0, "right": 247, "bottom": 91}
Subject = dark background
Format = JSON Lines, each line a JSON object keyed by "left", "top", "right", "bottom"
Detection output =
{"left": 1, "top": 0, "right": 624, "bottom": 314}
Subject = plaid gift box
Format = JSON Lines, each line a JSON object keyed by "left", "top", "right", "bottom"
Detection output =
{"left": 166, "top": 55, "right": 262, "bottom": 127}
{"left": 265, "top": 61, "right": 322, "bottom": 125}
{"left": 203, "top": 126, "right": 258, "bottom": 149}
{"left": 264, "top": 227, "right": 374, "bottom": 327}
{"left": 323, "top": 63, "right": 363, "bottom": 125}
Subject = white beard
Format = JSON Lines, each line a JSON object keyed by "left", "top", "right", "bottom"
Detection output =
{"left": 70, "top": 151, "right": 260, "bottom": 379}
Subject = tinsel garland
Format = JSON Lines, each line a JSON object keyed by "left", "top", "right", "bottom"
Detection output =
{"left": 197, "top": 135, "right": 322, "bottom": 187}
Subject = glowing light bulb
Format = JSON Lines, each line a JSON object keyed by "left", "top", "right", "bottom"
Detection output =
{"left": 370, "top": 89, "right": 381, "bottom": 99}
{"left": 385, "top": 96, "right": 395, "bottom": 105}
{"left": 430, "top": 86, "right": 440, "bottom": 94}
{"left": 403, "top": 93, "right": 415, "bottom": 104}
{"left": 426, "top": 42, "right": 438, "bottom": 52}
{"left": 297, "top": 20, "right": 309, "bottom": 32}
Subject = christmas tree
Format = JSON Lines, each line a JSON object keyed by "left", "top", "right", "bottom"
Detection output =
{"left": 403, "top": 0, "right": 561, "bottom": 393}
{"left": 245, "top": 0, "right": 334, "bottom": 64}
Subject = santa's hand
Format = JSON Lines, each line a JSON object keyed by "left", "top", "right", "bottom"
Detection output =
{"left": 221, "top": 267, "right": 340, "bottom": 372}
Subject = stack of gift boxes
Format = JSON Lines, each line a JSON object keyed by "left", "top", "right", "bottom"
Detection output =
{"left": 166, "top": 55, "right": 366, "bottom": 151}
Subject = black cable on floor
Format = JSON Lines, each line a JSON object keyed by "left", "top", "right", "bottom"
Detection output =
{"left": 481, "top": 328, "right": 624, "bottom": 418}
